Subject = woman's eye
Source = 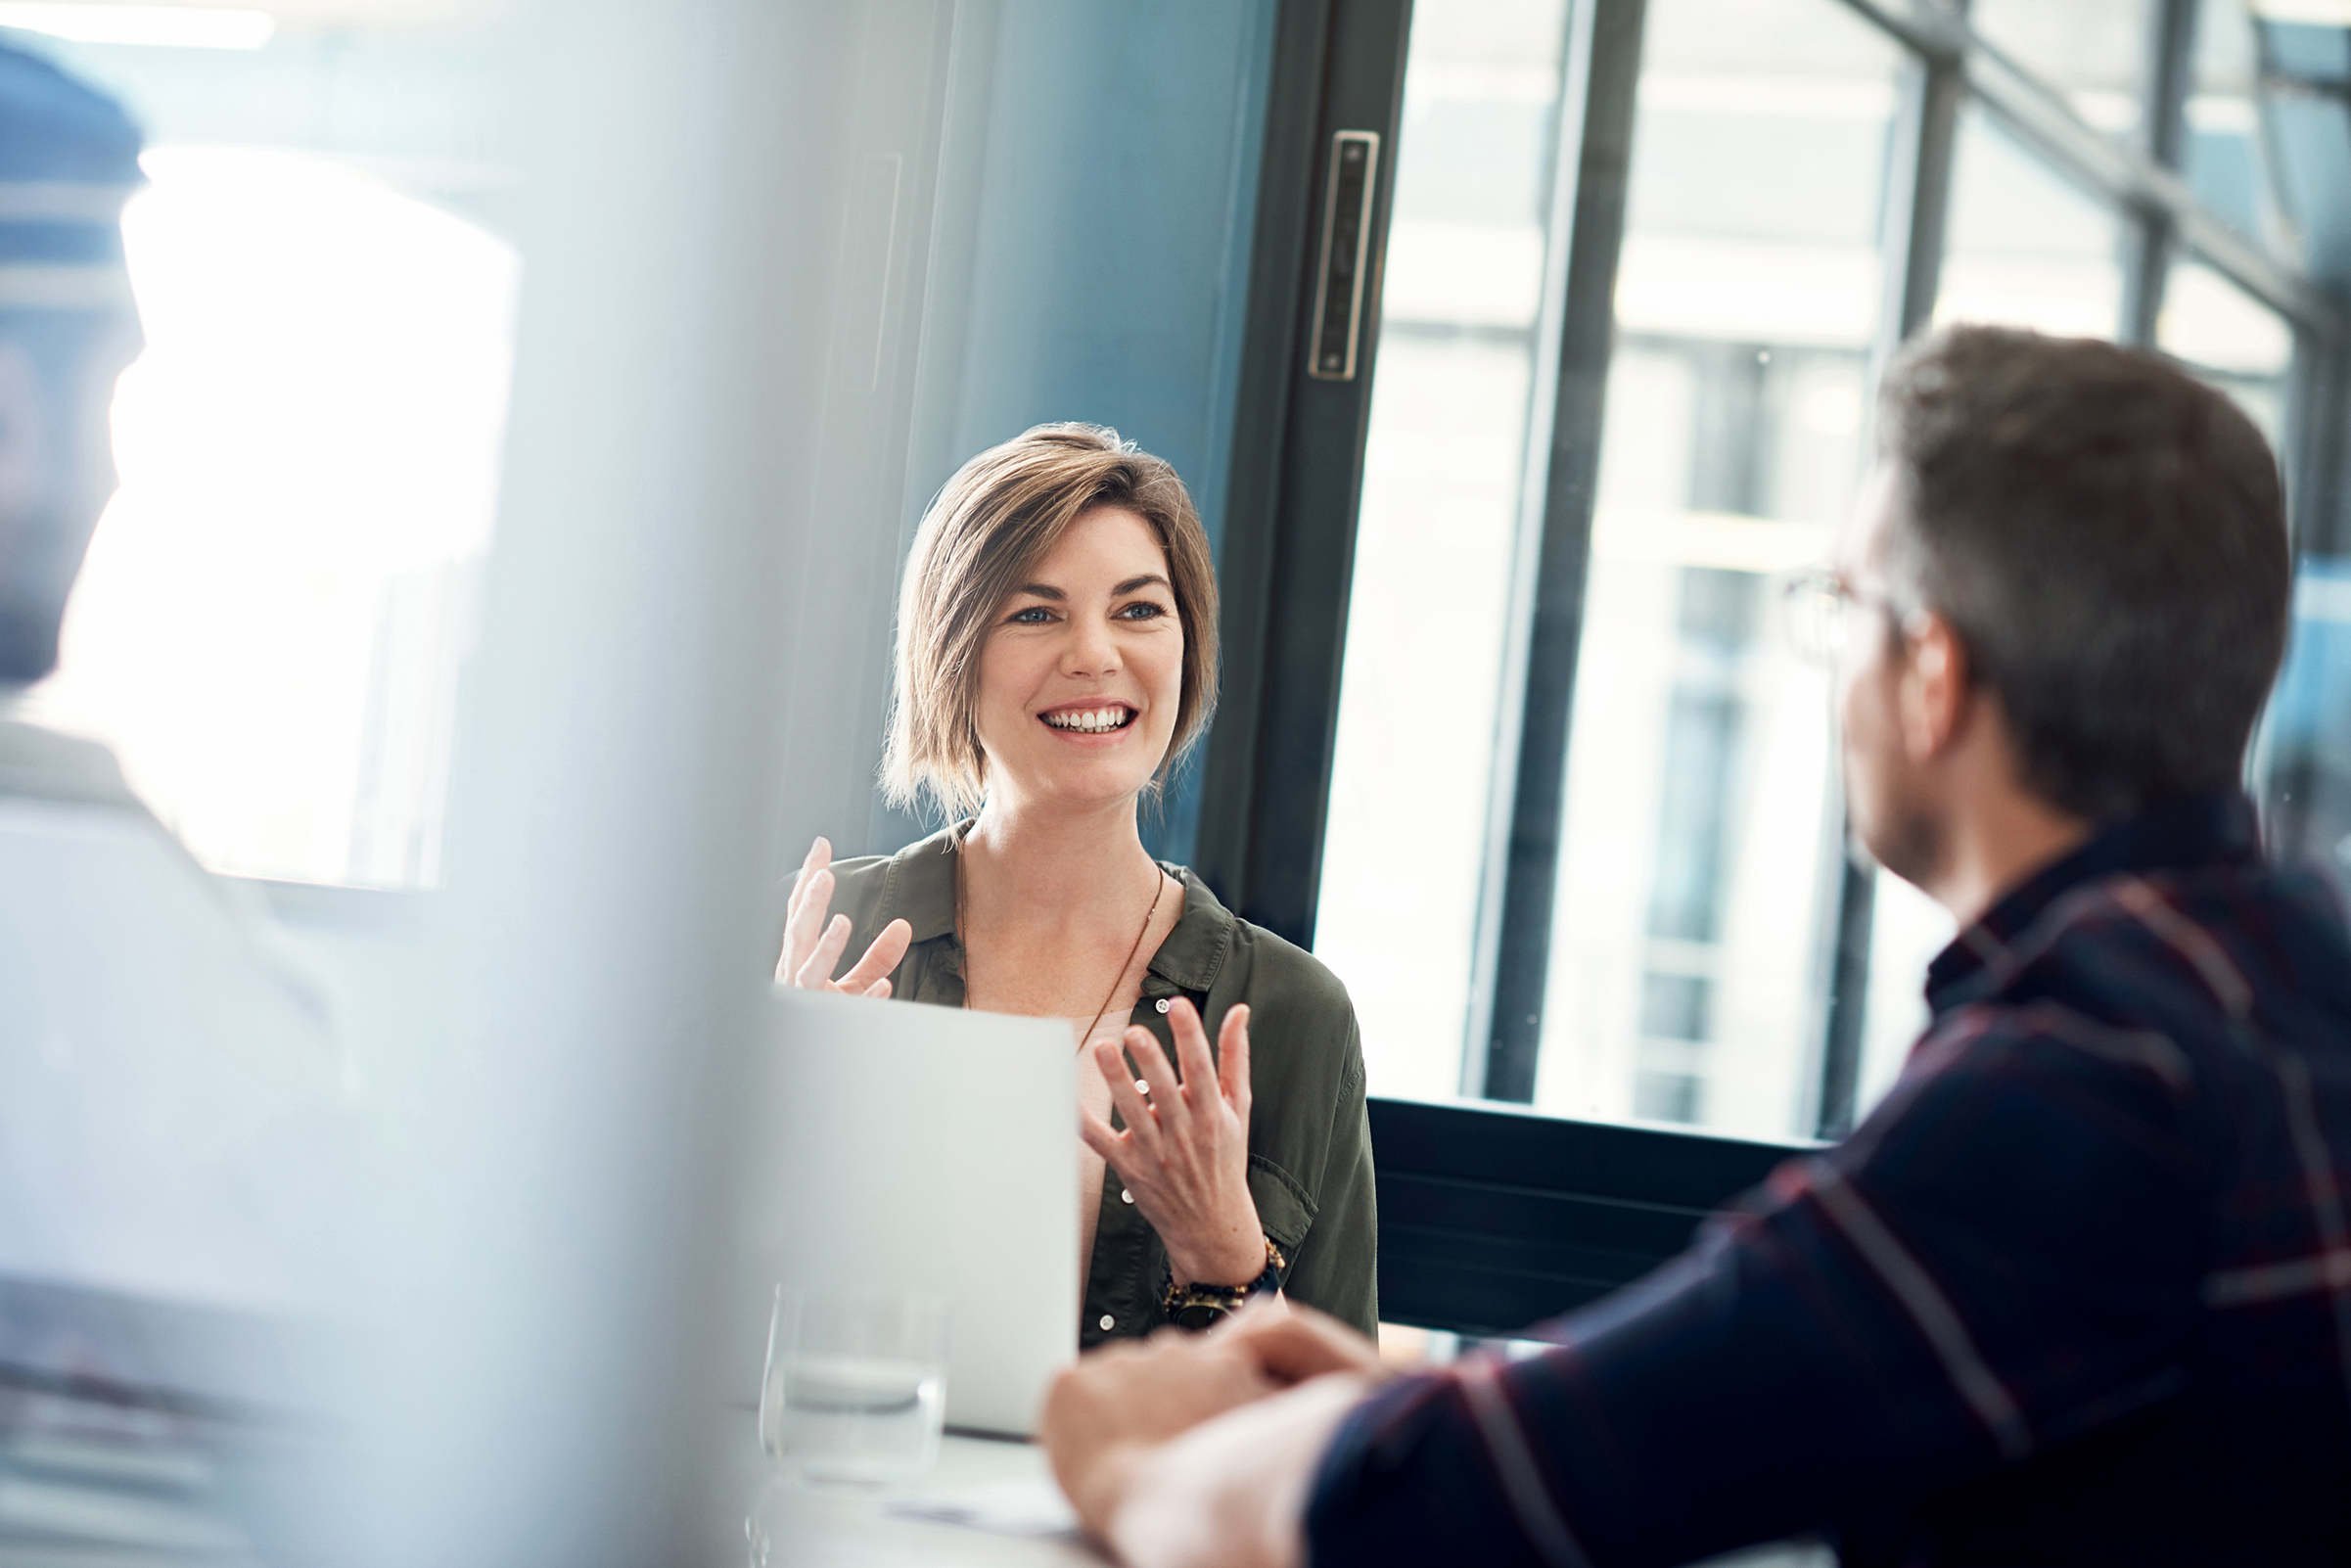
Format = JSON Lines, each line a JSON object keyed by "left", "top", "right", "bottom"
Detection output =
{"left": 1116, "top": 601, "right": 1168, "bottom": 621}
{"left": 1008, "top": 606, "right": 1053, "bottom": 624}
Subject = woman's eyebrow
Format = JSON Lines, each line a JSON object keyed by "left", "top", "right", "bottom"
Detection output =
{"left": 1113, "top": 574, "right": 1172, "bottom": 595}
{"left": 1011, "top": 582, "right": 1065, "bottom": 600}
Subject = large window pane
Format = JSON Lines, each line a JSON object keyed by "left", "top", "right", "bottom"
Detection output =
{"left": 1936, "top": 105, "right": 2129, "bottom": 339}
{"left": 1534, "top": 0, "right": 1902, "bottom": 1139}
{"left": 1314, "top": 0, "right": 1572, "bottom": 1102}
{"left": 2158, "top": 255, "right": 2293, "bottom": 445}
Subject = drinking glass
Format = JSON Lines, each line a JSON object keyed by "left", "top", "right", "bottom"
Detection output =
{"left": 758, "top": 1287, "right": 949, "bottom": 1486}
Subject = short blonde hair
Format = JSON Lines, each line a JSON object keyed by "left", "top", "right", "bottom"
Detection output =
{"left": 882, "top": 424, "right": 1220, "bottom": 818}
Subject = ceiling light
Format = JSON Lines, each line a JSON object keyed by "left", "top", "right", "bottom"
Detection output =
{"left": 0, "top": 3, "right": 274, "bottom": 49}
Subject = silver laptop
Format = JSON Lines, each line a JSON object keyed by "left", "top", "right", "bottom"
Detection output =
{"left": 735, "top": 985, "right": 1078, "bottom": 1437}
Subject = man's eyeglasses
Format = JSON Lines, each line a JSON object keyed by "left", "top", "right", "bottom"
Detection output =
{"left": 1779, "top": 567, "right": 1902, "bottom": 666}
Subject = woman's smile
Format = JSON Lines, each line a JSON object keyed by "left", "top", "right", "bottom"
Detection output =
{"left": 1039, "top": 701, "right": 1140, "bottom": 738}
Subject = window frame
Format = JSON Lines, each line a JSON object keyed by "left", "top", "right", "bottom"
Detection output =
{"left": 1192, "top": 0, "right": 1415, "bottom": 947}
{"left": 1205, "top": 0, "right": 2351, "bottom": 1198}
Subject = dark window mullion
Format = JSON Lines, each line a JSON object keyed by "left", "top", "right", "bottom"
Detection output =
{"left": 1232, "top": 0, "right": 1416, "bottom": 950}
{"left": 1197, "top": 0, "right": 1413, "bottom": 943}
{"left": 1194, "top": 0, "right": 1342, "bottom": 916}
{"left": 1812, "top": 30, "right": 1964, "bottom": 1140}
{"left": 2122, "top": 0, "right": 2201, "bottom": 346}
{"left": 1477, "top": 0, "right": 1652, "bottom": 1104}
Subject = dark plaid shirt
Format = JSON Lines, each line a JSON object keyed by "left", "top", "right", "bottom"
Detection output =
{"left": 1308, "top": 794, "right": 2351, "bottom": 1566}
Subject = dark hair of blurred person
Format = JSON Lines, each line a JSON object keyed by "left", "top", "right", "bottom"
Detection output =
{"left": 1036, "top": 327, "right": 2351, "bottom": 1568}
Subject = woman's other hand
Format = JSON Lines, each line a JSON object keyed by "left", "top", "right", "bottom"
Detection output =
{"left": 1082, "top": 998, "right": 1266, "bottom": 1288}
{"left": 777, "top": 836, "right": 911, "bottom": 995}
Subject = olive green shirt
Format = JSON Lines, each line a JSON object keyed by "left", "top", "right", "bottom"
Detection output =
{"left": 826, "top": 826, "right": 1377, "bottom": 1347}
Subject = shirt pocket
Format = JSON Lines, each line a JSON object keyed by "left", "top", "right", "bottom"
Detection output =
{"left": 1247, "top": 1153, "right": 1317, "bottom": 1266}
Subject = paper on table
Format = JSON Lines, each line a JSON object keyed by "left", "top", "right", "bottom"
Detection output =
{"left": 887, "top": 1474, "right": 1082, "bottom": 1540}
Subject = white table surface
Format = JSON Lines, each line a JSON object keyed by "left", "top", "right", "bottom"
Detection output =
{"left": 743, "top": 1433, "right": 1106, "bottom": 1567}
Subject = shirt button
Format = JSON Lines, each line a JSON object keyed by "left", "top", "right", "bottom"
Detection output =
{"left": 1154, "top": 997, "right": 1170, "bottom": 1014}
{"left": 1136, "top": 1080, "right": 1151, "bottom": 1095}
{"left": 1097, "top": 1314, "right": 1115, "bottom": 1332}
{"left": 1121, "top": 1188, "right": 1133, "bottom": 1204}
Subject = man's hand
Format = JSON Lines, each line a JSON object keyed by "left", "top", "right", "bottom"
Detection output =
{"left": 1040, "top": 1304, "right": 1389, "bottom": 1568}
{"left": 1040, "top": 1325, "right": 1278, "bottom": 1534}
{"left": 1221, "top": 1300, "right": 1385, "bottom": 1385}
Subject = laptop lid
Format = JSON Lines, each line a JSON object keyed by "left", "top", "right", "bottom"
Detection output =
{"left": 737, "top": 986, "right": 1078, "bottom": 1437}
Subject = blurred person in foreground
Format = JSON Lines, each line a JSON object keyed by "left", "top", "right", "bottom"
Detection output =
{"left": 0, "top": 34, "right": 344, "bottom": 1491}
{"left": 1040, "top": 326, "right": 2351, "bottom": 1567}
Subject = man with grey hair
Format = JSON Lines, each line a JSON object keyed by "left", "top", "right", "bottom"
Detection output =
{"left": 1040, "top": 326, "right": 2351, "bottom": 1566}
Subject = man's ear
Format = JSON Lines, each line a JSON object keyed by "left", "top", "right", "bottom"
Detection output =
{"left": 1895, "top": 610, "right": 1970, "bottom": 763}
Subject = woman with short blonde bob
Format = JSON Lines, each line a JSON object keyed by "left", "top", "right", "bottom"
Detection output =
{"left": 778, "top": 424, "right": 1375, "bottom": 1346}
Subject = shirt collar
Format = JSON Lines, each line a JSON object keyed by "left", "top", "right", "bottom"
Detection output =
{"left": 1146, "top": 868, "right": 1237, "bottom": 994}
{"left": 1922, "top": 790, "right": 2262, "bottom": 1013}
{"left": 884, "top": 822, "right": 1238, "bottom": 994}
{"left": 883, "top": 824, "right": 963, "bottom": 944}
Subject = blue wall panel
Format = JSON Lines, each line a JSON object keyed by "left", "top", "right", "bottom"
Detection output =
{"left": 878, "top": 0, "right": 1279, "bottom": 866}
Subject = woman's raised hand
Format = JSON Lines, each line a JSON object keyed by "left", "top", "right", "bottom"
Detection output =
{"left": 1080, "top": 998, "right": 1267, "bottom": 1289}
{"left": 777, "top": 836, "right": 912, "bottom": 995}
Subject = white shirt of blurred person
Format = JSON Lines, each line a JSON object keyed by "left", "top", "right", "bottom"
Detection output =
{"left": 0, "top": 44, "right": 342, "bottom": 1321}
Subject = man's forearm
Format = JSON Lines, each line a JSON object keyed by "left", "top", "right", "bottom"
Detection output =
{"left": 1103, "top": 1373, "right": 1372, "bottom": 1568}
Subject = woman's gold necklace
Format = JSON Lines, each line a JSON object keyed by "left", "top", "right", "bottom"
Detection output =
{"left": 957, "top": 846, "right": 1166, "bottom": 1049}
